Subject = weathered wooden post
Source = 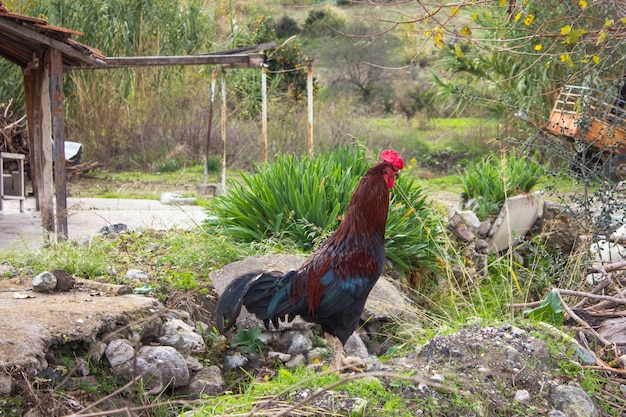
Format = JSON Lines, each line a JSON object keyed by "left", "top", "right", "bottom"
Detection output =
{"left": 307, "top": 59, "right": 313, "bottom": 155}
{"left": 262, "top": 64, "right": 268, "bottom": 163}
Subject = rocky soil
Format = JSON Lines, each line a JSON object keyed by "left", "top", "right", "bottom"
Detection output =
{"left": 0, "top": 251, "right": 624, "bottom": 416}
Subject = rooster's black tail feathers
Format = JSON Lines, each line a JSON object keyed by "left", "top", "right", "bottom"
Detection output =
{"left": 215, "top": 272, "right": 260, "bottom": 333}
{"left": 216, "top": 270, "right": 298, "bottom": 334}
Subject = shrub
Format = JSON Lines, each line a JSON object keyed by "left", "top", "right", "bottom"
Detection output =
{"left": 211, "top": 145, "right": 443, "bottom": 277}
{"left": 460, "top": 152, "right": 544, "bottom": 220}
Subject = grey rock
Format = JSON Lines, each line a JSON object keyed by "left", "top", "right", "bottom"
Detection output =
{"left": 32, "top": 272, "right": 57, "bottom": 292}
{"left": 179, "top": 365, "right": 223, "bottom": 398}
{"left": 136, "top": 346, "right": 190, "bottom": 389}
{"left": 268, "top": 351, "right": 292, "bottom": 363}
{"left": 160, "top": 192, "right": 197, "bottom": 205}
{"left": 0, "top": 372, "right": 13, "bottom": 395}
{"left": 505, "top": 345, "right": 522, "bottom": 364}
{"left": 515, "top": 389, "right": 530, "bottom": 402}
{"left": 105, "top": 339, "right": 135, "bottom": 367}
{"left": 344, "top": 333, "right": 369, "bottom": 358}
{"left": 548, "top": 411, "right": 567, "bottom": 417}
{"left": 287, "top": 332, "right": 313, "bottom": 355}
{"left": 0, "top": 261, "right": 18, "bottom": 278}
{"left": 475, "top": 239, "right": 489, "bottom": 252}
{"left": 159, "top": 318, "right": 205, "bottom": 354}
{"left": 88, "top": 342, "right": 107, "bottom": 362}
{"left": 477, "top": 220, "right": 491, "bottom": 238}
{"left": 576, "top": 345, "right": 597, "bottom": 366}
{"left": 306, "top": 347, "right": 330, "bottom": 363}
{"left": 285, "top": 353, "right": 306, "bottom": 368}
{"left": 224, "top": 352, "right": 248, "bottom": 370}
{"left": 450, "top": 225, "right": 476, "bottom": 242}
{"left": 364, "top": 356, "right": 383, "bottom": 372}
{"left": 185, "top": 356, "right": 204, "bottom": 372}
{"left": 123, "top": 269, "right": 149, "bottom": 282}
{"left": 98, "top": 223, "right": 128, "bottom": 236}
{"left": 550, "top": 385, "right": 598, "bottom": 417}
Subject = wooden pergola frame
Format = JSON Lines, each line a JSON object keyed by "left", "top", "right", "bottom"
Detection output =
{"left": 0, "top": 3, "right": 273, "bottom": 241}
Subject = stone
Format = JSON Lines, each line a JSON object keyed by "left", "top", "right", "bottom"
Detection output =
{"left": 344, "top": 333, "right": 369, "bottom": 358}
{"left": 196, "top": 183, "right": 222, "bottom": 196}
{"left": 51, "top": 270, "right": 75, "bottom": 292}
{"left": 0, "top": 261, "right": 18, "bottom": 278}
{"left": 306, "top": 347, "right": 329, "bottom": 363}
{"left": 0, "top": 372, "right": 13, "bottom": 395}
{"left": 159, "top": 318, "right": 205, "bottom": 354}
{"left": 179, "top": 365, "right": 224, "bottom": 398}
{"left": 98, "top": 223, "right": 128, "bottom": 236}
{"left": 160, "top": 192, "right": 197, "bottom": 205}
{"left": 185, "top": 356, "right": 204, "bottom": 372}
{"left": 136, "top": 346, "right": 190, "bottom": 389}
{"left": 575, "top": 345, "right": 596, "bottom": 366}
{"left": 515, "top": 389, "right": 530, "bottom": 402}
{"left": 105, "top": 339, "right": 135, "bottom": 368}
{"left": 268, "top": 351, "right": 292, "bottom": 363}
{"left": 477, "top": 220, "right": 491, "bottom": 238}
{"left": 287, "top": 332, "right": 313, "bottom": 355}
{"left": 224, "top": 352, "right": 248, "bottom": 370}
{"left": 285, "top": 353, "right": 306, "bottom": 368}
{"left": 550, "top": 385, "right": 598, "bottom": 417}
{"left": 123, "top": 269, "right": 149, "bottom": 282}
{"left": 32, "top": 272, "right": 56, "bottom": 292}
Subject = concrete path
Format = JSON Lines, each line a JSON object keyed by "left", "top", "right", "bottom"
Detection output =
{"left": 0, "top": 196, "right": 207, "bottom": 252}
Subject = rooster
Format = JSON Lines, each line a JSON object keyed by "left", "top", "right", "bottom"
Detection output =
{"left": 216, "top": 150, "right": 404, "bottom": 369}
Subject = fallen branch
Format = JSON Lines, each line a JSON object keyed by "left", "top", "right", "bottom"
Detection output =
{"left": 554, "top": 290, "right": 614, "bottom": 347}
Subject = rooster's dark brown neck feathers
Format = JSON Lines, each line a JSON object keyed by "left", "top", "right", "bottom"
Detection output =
{"left": 326, "top": 161, "right": 394, "bottom": 245}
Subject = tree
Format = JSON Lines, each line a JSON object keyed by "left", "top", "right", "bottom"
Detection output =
{"left": 337, "top": 0, "right": 626, "bottom": 121}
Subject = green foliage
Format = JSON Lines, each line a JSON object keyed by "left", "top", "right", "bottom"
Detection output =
{"left": 267, "top": 41, "right": 318, "bottom": 102}
{"left": 460, "top": 152, "right": 544, "bottom": 220}
{"left": 275, "top": 14, "right": 300, "bottom": 39}
{"left": 157, "top": 159, "right": 181, "bottom": 173}
{"left": 303, "top": 9, "right": 346, "bottom": 36}
{"left": 212, "top": 146, "right": 367, "bottom": 248}
{"left": 431, "top": 0, "right": 625, "bottom": 122}
{"left": 211, "top": 146, "right": 443, "bottom": 277}
{"left": 385, "top": 175, "right": 444, "bottom": 277}
{"left": 524, "top": 290, "right": 564, "bottom": 325}
{"left": 231, "top": 327, "right": 266, "bottom": 354}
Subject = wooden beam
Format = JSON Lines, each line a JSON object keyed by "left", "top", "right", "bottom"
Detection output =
{"left": 51, "top": 48, "right": 67, "bottom": 239}
{"left": 0, "top": 17, "right": 105, "bottom": 68}
{"left": 23, "top": 51, "right": 54, "bottom": 234}
{"left": 102, "top": 53, "right": 265, "bottom": 69}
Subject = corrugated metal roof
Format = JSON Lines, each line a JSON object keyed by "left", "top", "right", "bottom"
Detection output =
{"left": 0, "top": 1, "right": 105, "bottom": 69}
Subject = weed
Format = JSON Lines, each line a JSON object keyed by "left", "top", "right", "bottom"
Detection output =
{"left": 231, "top": 327, "right": 266, "bottom": 354}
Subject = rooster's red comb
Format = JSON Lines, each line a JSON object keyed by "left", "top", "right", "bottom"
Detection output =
{"left": 381, "top": 150, "right": 404, "bottom": 170}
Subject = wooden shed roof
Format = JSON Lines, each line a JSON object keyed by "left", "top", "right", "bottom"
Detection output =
{"left": 0, "top": 2, "right": 106, "bottom": 69}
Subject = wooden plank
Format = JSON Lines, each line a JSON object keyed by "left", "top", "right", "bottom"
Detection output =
{"left": 103, "top": 53, "right": 265, "bottom": 69}
{"left": 40, "top": 55, "right": 54, "bottom": 234}
{"left": 51, "top": 48, "right": 68, "bottom": 239}
{"left": 0, "top": 152, "right": 25, "bottom": 159}
{"left": 0, "top": 17, "right": 105, "bottom": 68}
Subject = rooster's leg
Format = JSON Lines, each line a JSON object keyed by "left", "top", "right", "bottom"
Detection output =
{"left": 325, "top": 333, "right": 344, "bottom": 372}
{"left": 326, "top": 333, "right": 365, "bottom": 372}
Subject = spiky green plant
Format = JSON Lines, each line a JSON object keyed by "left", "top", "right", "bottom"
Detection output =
{"left": 211, "top": 145, "right": 443, "bottom": 277}
{"left": 460, "top": 152, "right": 544, "bottom": 220}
